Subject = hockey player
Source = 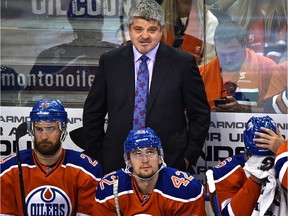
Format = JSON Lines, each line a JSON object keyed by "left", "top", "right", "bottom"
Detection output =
{"left": 93, "top": 127, "right": 206, "bottom": 215}
{"left": 0, "top": 99, "right": 103, "bottom": 215}
{"left": 209, "top": 116, "right": 286, "bottom": 216}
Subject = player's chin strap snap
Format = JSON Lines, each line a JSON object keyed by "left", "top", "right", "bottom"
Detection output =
{"left": 113, "top": 176, "right": 121, "bottom": 216}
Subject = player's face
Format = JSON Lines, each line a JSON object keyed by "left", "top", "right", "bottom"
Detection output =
{"left": 33, "top": 121, "right": 62, "bottom": 156}
{"left": 128, "top": 18, "right": 164, "bottom": 54}
{"left": 129, "top": 147, "right": 162, "bottom": 179}
{"left": 216, "top": 38, "right": 246, "bottom": 72}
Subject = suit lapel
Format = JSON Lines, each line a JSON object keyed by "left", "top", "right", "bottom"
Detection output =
{"left": 147, "top": 43, "right": 171, "bottom": 114}
{"left": 121, "top": 44, "right": 135, "bottom": 108}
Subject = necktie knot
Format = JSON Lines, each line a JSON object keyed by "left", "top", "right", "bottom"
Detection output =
{"left": 140, "top": 55, "right": 149, "bottom": 63}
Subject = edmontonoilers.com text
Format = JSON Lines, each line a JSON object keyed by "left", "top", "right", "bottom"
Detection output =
{"left": 1, "top": 71, "right": 95, "bottom": 88}
{"left": 1, "top": 116, "right": 286, "bottom": 158}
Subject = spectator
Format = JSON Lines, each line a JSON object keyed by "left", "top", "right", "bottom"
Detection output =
{"left": 263, "top": 61, "right": 288, "bottom": 114}
{"left": 199, "top": 21, "right": 276, "bottom": 112}
{"left": 0, "top": 99, "right": 103, "bottom": 215}
{"left": 209, "top": 0, "right": 236, "bottom": 12}
{"left": 208, "top": 116, "right": 286, "bottom": 216}
{"left": 83, "top": 0, "right": 210, "bottom": 174}
{"left": 26, "top": 0, "right": 115, "bottom": 92}
{"left": 93, "top": 128, "right": 207, "bottom": 215}
{"left": 162, "top": 0, "right": 218, "bottom": 65}
{"left": 210, "top": 0, "right": 287, "bottom": 63}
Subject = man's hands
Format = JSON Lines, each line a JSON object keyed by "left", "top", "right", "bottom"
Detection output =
{"left": 254, "top": 127, "right": 285, "bottom": 153}
{"left": 212, "top": 96, "right": 251, "bottom": 112}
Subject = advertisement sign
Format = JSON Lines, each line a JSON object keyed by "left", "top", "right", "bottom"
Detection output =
{"left": 2, "top": 0, "right": 138, "bottom": 18}
{"left": 1, "top": 107, "right": 287, "bottom": 183}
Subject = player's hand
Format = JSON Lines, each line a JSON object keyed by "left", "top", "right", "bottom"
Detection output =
{"left": 254, "top": 127, "right": 285, "bottom": 153}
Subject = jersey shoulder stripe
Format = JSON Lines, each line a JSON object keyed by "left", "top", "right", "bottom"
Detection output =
{"left": 212, "top": 154, "right": 246, "bottom": 181}
{"left": 63, "top": 149, "right": 103, "bottom": 179}
{"left": 155, "top": 167, "right": 204, "bottom": 201}
{"left": 0, "top": 149, "right": 34, "bottom": 173}
{"left": 96, "top": 167, "right": 204, "bottom": 203}
{"left": 96, "top": 169, "right": 133, "bottom": 202}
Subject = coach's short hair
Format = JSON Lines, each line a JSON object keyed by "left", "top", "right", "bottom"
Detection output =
{"left": 127, "top": 0, "right": 164, "bottom": 27}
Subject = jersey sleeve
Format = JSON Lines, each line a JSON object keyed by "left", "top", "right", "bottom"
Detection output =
{"left": 67, "top": 151, "right": 103, "bottom": 215}
{"left": 275, "top": 141, "right": 288, "bottom": 190}
{"left": 92, "top": 171, "right": 121, "bottom": 216}
{"left": 93, "top": 197, "right": 118, "bottom": 216}
{"left": 158, "top": 168, "right": 207, "bottom": 216}
{"left": 174, "top": 181, "right": 207, "bottom": 216}
{"left": 76, "top": 171, "right": 101, "bottom": 214}
{"left": 212, "top": 155, "right": 262, "bottom": 216}
{"left": 0, "top": 153, "right": 23, "bottom": 215}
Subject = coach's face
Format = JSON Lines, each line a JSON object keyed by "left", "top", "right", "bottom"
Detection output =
{"left": 128, "top": 18, "right": 164, "bottom": 54}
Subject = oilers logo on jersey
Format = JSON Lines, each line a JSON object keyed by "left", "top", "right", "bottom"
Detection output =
{"left": 26, "top": 185, "right": 72, "bottom": 216}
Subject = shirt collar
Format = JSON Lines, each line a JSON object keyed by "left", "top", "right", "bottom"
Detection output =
{"left": 133, "top": 43, "right": 160, "bottom": 63}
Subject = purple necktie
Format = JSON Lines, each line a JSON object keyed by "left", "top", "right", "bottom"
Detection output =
{"left": 133, "top": 55, "right": 149, "bottom": 130}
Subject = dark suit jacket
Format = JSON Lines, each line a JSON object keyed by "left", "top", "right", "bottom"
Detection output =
{"left": 83, "top": 42, "right": 210, "bottom": 174}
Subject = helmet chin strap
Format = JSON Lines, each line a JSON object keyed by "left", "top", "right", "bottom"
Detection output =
{"left": 58, "top": 122, "right": 67, "bottom": 142}
{"left": 124, "top": 162, "right": 167, "bottom": 181}
{"left": 60, "top": 130, "right": 68, "bottom": 142}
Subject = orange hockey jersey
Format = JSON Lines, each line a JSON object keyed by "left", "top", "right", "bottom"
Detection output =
{"left": 0, "top": 148, "right": 103, "bottom": 215}
{"left": 263, "top": 61, "right": 288, "bottom": 113}
{"left": 211, "top": 154, "right": 262, "bottom": 216}
{"left": 245, "top": 9, "right": 287, "bottom": 63}
{"left": 275, "top": 140, "right": 288, "bottom": 190}
{"left": 161, "top": 2, "right": 217, "bottom": 65}
{"left": 211, "top": 153, "right": 287, "bottom": 216}
{"left": 93, "top": 167, "right": 206, "bottom": 215}
{"left": 199, "top": 48, "right": 276, "bottom": 109}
